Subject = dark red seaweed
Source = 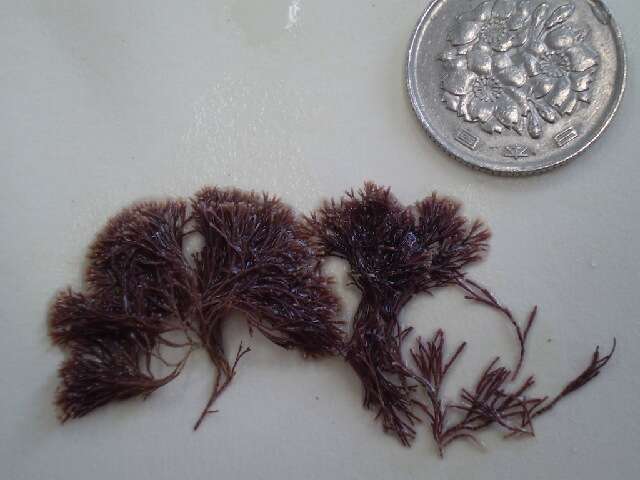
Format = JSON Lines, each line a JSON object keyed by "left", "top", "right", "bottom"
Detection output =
{"left": 307, "top": 182, "right": 614, "bottom": 450}
{"left": 412, "top": 328, "right": 615, "bottom": 456}
{"left": 305, "top": 183, "right": 490, "bottom": 445}
{"left": 48, "top": 182, "right": 616, "bottom": 456}
{"left": 190, "top": 187, "right": 342, "bottom": 429}
{"left": 50, "top": 192, "right": 341, "bottom": 426}
{"left": 51, "top": 200, "right": 195, "bottom": 420}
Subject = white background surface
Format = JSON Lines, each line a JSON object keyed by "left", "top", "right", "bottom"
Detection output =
{"left": 1, "top": 1, "right": 638, "bottom": 479}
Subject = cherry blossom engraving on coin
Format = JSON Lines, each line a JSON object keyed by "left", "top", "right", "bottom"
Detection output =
{"left": 407, "top": 0, "right": 626, "bottom": 174}
{"left": 440, "top": 0, "right": 600, "bottom": 139}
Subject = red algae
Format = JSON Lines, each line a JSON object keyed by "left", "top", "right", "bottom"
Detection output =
{"left": 304, "top": 183, "right": 490, "bottom": 445}
{"left": 306, "top": 182, "right": 615, "bottom": 450}
{"left": 48, "top": 182, "right": 615, "bottom": 458}
{"left": 50, "top": 192, "right": 341, "bottom": 425}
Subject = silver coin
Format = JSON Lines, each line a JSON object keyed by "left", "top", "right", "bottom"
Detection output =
{"left": 407, "top": 0, "right": 627, "bottom": 175}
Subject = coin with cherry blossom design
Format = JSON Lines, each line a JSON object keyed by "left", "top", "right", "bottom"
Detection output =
{"left": 407, "top": 0, "right": 626, "bottom": 175}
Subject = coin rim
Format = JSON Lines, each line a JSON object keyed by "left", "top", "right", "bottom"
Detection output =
{"left": 406, "top": 0, "right": 628, "bottom": 176}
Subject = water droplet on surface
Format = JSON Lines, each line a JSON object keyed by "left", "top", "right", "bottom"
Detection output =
{"left": 230, "top": 0, "right": 302, "bottom": 45}
{"left": 286, "top": 0, "right": 302, "bottom": 30}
